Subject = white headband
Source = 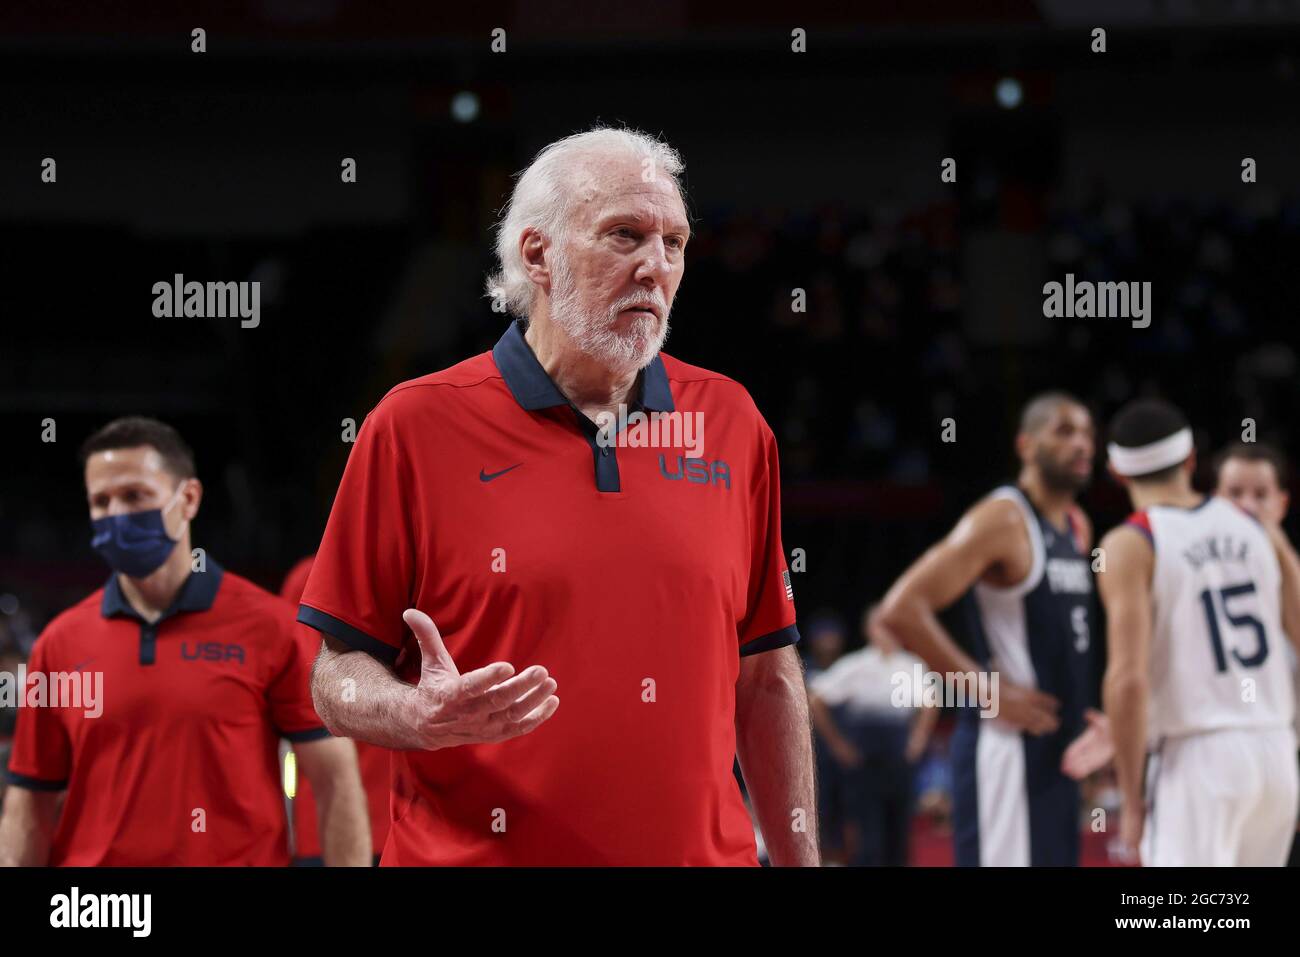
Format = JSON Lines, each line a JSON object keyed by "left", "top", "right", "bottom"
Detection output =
{"left": 1108, "top": 427, "right": 1193, "bottom": 477}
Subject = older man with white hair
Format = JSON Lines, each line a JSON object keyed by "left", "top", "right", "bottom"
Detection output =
{"left": 299, "top": 126, "right": 816, "bottom": 866}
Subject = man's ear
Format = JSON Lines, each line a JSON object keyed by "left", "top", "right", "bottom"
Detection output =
{"left": 1279, "top": 490, "right": 1290, "bottom": 522}
{"left": 180, "top": 477, "right": 203, "bottom": 521}
{"left": 520, "top": 228, "right": 551, "bottom": 292}
{"left": 1013, "top": 432, "right": 1030, "bottom": 465}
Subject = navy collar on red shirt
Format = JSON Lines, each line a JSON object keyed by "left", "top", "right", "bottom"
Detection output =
{"left": 492, "top": 319, "right": 675, "bottom": 413}
{"left": 101, "top": 560, "right": 224, "bottom": 623}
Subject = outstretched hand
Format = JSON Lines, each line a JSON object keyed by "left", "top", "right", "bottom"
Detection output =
{"left": 1061, "top": 708, "right": 1114, "bottom": 780}
{"left": 398, "top": 608, "right": 560, "bottom": 750}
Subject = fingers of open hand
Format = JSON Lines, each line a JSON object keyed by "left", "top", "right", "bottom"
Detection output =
{"left": 416, "top": 664, "right": 559, "bottom": 747}
{"left": 448, "top": 692, "right": 560, "bottom": 745}
{"left": 485, "top": 674, "right": 558, "bottom": 724}
{"left": 464, "top": 666, "right": 551, "bottom": 717}
{"left": 452, "top": 661, "right": 517, "bottom": 697}
{"left": 478, "top": 693, "right": 561, "bottom": 743}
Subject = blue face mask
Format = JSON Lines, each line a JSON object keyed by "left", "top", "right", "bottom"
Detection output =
{"left": 90, "top": 486, "right": 187, "bottom": 579}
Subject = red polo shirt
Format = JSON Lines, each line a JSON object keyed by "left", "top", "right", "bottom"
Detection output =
{"left": 299, "top": 320, "right": 799, "bottom": 866}
{"left": 6, "top": 562, "right": 328, "bottom": 865}
{"left": 280, "top": 555, "right": 391, "bottom": 862}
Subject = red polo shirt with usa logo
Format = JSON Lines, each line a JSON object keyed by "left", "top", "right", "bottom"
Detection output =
{"left": 298, "top": 320, "right": 800, "bottom": 866}
{"left": 6, "top": 561, "right": 328, "bottom": 865}
{"left": 280, "top": 555, "right": 391, "bottom": 864}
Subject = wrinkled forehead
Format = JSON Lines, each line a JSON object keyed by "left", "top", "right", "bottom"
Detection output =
{"left": 564, "top": 156, "right": 688, "bottom": 231}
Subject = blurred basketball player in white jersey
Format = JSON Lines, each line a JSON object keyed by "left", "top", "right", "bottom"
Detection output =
{"left": 1099, "top": 399, "right": 1300, "bottom": 866}
{"left": 1212, "top": 441, "right": 1300, "bottom": 866}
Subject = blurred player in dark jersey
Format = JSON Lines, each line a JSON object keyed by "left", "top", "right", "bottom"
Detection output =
{"left": 879, "top": 392, "right": 1109, "bottom": 866}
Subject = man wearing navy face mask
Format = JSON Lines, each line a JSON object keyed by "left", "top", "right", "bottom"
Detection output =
{"left": 0, "top": 416, "right": 370, "bottom": 866}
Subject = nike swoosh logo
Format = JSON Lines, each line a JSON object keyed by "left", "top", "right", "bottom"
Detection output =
{"left": 480, "top": 464, "right": 522, "bottom": 482}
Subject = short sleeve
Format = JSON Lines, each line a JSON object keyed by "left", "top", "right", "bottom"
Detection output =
{"left": 268, "top": 616, "right": 331, "bottom": 742}
{"left": 298, "top": 402, "right": 416, "bottom": 665}
{"left": 6, "top": 636, "right": 72, "bottom": 790}
{"left": 809, "top": 659, "right": 850, "bottom": 706}
{"left": 737, "top": 423, "right": 800, "bottom": 656}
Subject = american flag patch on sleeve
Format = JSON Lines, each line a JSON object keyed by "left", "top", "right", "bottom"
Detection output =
{"left": 782, "top": 569, "right": 794, "bottom": 601}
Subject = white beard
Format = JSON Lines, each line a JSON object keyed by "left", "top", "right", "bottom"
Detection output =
{"left": 548, "top": 253, "right": 670, "bottom": 373}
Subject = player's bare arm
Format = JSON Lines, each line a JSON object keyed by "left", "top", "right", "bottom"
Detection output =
{"left": 906, "top": 702, "right": 940, "bottom": 763}
{"left": 878, "top": 495, "right": 1061, "bottom": 734}
{"left": 293, "top": 736, "right": 372, "bottom": 866}
{"left": 734, "top": 645, "right": 820, "bottom": 867}
{"left": 0, "top": 787, "right": 61, "bottom": 867}
{"left": 1097, "top": 524, "right": 1155, "bottom": 854}
{"left": 311, "top": 609, "right": 559, "bottom": 751}
{"left": 1262, "top": 521, "right": 1300, "bottom": 654}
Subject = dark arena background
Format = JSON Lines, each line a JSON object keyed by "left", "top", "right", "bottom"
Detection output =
{"left": 1, "top": 0, "right": 1298, "bottom": 938}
